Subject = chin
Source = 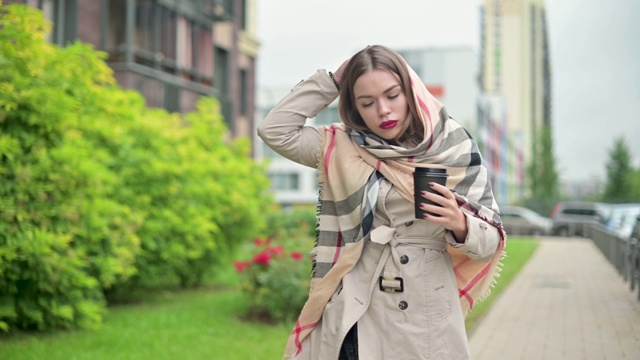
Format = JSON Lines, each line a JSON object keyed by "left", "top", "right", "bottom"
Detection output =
{"left": 382, "top": 132, "right": 401, "bottom": 142}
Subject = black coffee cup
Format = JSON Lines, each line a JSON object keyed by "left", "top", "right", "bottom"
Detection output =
{"left": 414, "top": 168, "right": 448, "bottom": 219}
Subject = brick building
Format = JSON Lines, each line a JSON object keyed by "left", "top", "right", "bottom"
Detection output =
{"left": 5, "top": 0, "right": 259, "bottom": 138}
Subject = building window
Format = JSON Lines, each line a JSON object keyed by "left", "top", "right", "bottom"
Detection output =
{"left": 135, "top": 0, "right": 155, "bottom": 53}
{"left": 159, "top": 6, "right": 176, "bottom": 66}
{"left": 195, "top": 26, "right": 214, "bottom": 82}
{"left": 315, "top": 107, "right": 339, "bottom": 126}
{"left": 164, "top": 83, "right": 179, "bottom": 113}
{"left": 176, "top": 16, "right": 193, "bottom": 70}
{"left": 214, "top": 46, "right": 229, "bottom": 93}
{"left": 240, "top": 69, "right": 248, "bottom": 116}
{"left": 240, "top": 0, "right": 247, "bottom": 30}
{"left": 270, "top": 173, "right": 300, "bottom": 191}
{"left": 107, "top": 0, "right": 126, "bottom": 56}
{"left": 27, "top": 0, "right": 78, "bottom": 46}
{"left": 104, "top": 2, "right": 213, "bottom": 88}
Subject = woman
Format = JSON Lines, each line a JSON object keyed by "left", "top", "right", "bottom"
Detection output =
{"left": 258, "top": 45, "right": 506, "bottom": 360}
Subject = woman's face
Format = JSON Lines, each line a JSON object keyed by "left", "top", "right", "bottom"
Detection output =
{"left": 353, "top": 69, "right": 410, "bottom": 141}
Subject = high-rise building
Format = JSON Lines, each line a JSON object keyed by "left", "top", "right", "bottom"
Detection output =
{"left": 6, "top": 0, "right": 259, "bottom": 138}
{"left": 479, "top": 0, "right": 552, "bottom": 202}
{"left": 477, "top": 93, "right": 515, "bottom": 204}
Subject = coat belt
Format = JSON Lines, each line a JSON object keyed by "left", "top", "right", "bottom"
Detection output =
{"left": 369, "top": 225, "right": 446, "bottom": 292}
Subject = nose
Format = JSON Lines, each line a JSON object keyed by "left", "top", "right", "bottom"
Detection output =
{"left": 378, "top": 100, "right": 391, "bottom": 117}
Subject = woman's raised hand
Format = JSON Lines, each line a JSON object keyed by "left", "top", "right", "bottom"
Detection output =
{"left": 332, "top": 46, "right": 370, "bottom": 89}
{"left": 332, "top": 58, "right": 350, "bottom": 89}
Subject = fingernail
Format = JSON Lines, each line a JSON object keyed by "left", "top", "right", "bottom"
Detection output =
{"left": 420, "top": 190, "right": 427, "bottom": 196}
{"left": 428, "top": 182, "right": 435, "bottom": 187}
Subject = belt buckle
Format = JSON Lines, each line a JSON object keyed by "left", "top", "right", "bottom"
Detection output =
{"left": 378, "top": 276, "right": 404, "bottom": 293}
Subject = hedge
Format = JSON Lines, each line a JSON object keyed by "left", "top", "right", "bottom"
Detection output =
{"left": 0, "top": 4, "right": 273, "bottom": 332}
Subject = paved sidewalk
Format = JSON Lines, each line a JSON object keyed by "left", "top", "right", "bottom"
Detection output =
{"left": 469, "top": 238, "right": 640, "bottom": 359}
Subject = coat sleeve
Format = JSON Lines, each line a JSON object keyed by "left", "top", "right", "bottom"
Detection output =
{"left": 257, "top": 70, "right": 339, "bottom": 168}
{"left": 444, "top": 214, "right": 501, "bottom": 263}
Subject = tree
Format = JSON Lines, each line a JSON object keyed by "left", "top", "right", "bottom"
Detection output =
{"left": 602, "top": 137, "right": 634, "bottom": 202}
{"left": 525, "top": 124, "right": 559, "bottom": 214}
{"left": 631, "top": 168, "right": 640, "bottom": 201}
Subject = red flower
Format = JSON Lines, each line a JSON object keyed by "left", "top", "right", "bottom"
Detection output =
{"left": 269, "top": 245, "right": 284, "bottom": 256}
{"left": 291, "top": 251, "right": 303, "bottom": 261}
{"left": 265, "top": 237, "right": 273, "bottom": 245}
{"left": 254, "top": 238, "right": 263, "bottom": 246}
{"left": 233, "top": 260, "right": 250, "bottom": 273}
{"left": 253, "top": 250, "right": 271, "bottom": 265}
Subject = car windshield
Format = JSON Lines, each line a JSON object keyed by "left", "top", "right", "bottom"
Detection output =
{"left": 607, "top": 204, "right": 640, "bottom": 230}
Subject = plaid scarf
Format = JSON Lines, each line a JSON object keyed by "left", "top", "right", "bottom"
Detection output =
{"left": 283, "top": 64, "right": 506, "bottom": 359}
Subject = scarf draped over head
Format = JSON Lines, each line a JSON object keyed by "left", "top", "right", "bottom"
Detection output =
{"left": 283, "top": 62, "right": 507, "bottom": 359}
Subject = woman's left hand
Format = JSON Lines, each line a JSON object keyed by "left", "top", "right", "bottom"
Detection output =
{"left": 419, "top": 183, "right": 468, "bottom": 243}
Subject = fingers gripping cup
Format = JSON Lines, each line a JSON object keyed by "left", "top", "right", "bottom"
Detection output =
{"left": 413, "top": 168, "right": 449, "bottom": 219}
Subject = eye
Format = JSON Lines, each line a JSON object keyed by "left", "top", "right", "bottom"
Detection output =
{"left": 388, "top": 93, "right": 400, "bottom": 100}
{"left": 361, "top": 102, "right": 374, "bottom": 108}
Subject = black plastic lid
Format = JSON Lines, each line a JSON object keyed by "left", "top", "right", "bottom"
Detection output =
{"left": 414, "top": 167, "right": 447, "bottom": 174}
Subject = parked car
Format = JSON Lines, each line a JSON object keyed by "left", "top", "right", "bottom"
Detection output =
{"left": 549, "top": 201, "right": 611, "bottom": 237}
{"left": 499, "top": 205, "right": 552, "bottom": 236}
{"left": 606, "top": 203, "right": 640, "bottom": 239}
{"left": 630, "top": 214, "right": 640, "bottom": 241}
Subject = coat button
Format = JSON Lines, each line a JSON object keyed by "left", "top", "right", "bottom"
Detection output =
{"left": 404, "top": 220, "right": 414, "bottom": 226}
{"left": 398, "top": 301, "right": 408, "bottom": 310}
{"left": 479, "top": 222, "right": 488, "bottom": 230}
{"left": 400, "top": 255, "right": 409, "bottom": 264}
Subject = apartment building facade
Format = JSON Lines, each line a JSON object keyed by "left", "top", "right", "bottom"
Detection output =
{"left": 479, "top": 0, "right": 552, "bottom": 202}
{"left": 6, "top": 0, "right": 259, "bottom": 138}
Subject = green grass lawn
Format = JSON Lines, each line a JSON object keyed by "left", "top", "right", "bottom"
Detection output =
{"left": 0, "top": 238, "right": 538, "bottom": 359}
{"left": 465, "top": 237, "right": 539, "bottom": 333}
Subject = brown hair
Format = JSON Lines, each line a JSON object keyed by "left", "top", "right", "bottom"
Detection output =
{"left": 338, "top": 45, "right": 424, "bottom": 145}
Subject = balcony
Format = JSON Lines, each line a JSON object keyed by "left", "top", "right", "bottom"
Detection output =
{"left": 202, "top": 0, "right": 233, "bottom": 21}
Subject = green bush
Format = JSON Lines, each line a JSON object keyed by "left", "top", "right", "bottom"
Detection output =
{"left": 265, "top": 206, "right": 317, "bottom": 240}
{"left": 0, "top": 4, "right": 137, "bottom": 331}
{"left": 233, "top": 237, "right": 310, "bottom": 323}
{"left": 0, "top": 4, "right": 273, "bottom": 332}
{"left": 97, "top": 97, "right": 272, "bottom": 292}
{"left": 232, "top": 208, "right": 318, "bottom": 323}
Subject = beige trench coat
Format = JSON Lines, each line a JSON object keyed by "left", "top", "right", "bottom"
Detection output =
{"left": 257, "top": 70, "right": 501, "bottom": 360}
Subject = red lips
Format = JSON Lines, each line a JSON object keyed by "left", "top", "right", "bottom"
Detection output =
{"left": 379, "top": 120, "right": 398, "bottom": 129}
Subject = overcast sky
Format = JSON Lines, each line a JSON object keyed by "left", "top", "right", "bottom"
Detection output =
{"left": 255, "top": 0, "right": 640, "bottom": 184}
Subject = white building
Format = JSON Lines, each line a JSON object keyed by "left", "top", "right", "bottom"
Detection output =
{"left": 398, "top": 46, "right": 481, "bottom": 137}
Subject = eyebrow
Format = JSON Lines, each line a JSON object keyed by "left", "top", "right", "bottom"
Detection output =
{"left": 356, "top": 84, "right": 401, "bottom": 100}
